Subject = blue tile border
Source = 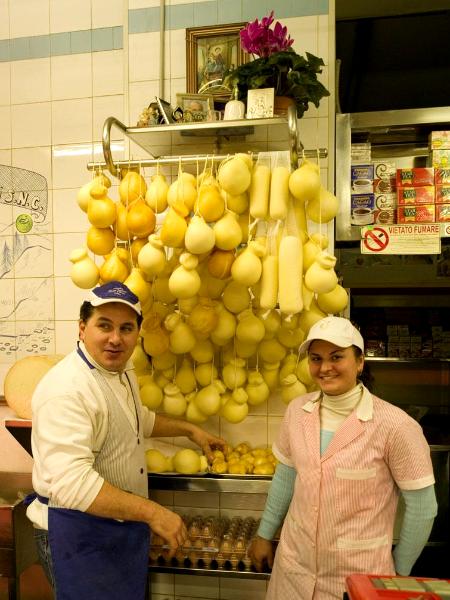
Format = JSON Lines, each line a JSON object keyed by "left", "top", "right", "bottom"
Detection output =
{"left": 0, "top": 26, "right": 123, "bottom": 62}
{"left": 0, "top": 0, "right": 328, "bottom": 63}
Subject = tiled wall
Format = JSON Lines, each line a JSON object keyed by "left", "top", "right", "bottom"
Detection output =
{"left": 0, "top": 1, "right": 334, "bottom": 595}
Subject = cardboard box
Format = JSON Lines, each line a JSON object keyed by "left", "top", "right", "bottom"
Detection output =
{"left": 430, "top": 150, "right": 450, "bottom": 168}
{"left": 430, "top": 130, "right": 450, "bottom": 149}
{"left": 351, "top": 143, "right": 371, "bottom": 162}
{"left": 436, "top": 204, "right": 450, "bottom": 222}
{"left": 396, "top": 168, "right": 434, "bottom": 187}
{"left": 374, "top": 209, "right": 396, "bottom": 224}
{"left": 435, "top": 185, "right": 450, "bottom": 203}
{"left": 397, "top": 186, "right": 435, "bottom": 204}
{"left": 434, "top": 168, "right": 450, "bottom": 184}
{"left": 351, "top": 193, "right": 375, "bottom": 225}
{"left": 397, "top": 204, "right": 435, "bottom": 223}
{"left": 375, "top": 192, "right": 397, "bottom": 209}
{"left": 373, "top": 161, "right": 396, "bottom": 193}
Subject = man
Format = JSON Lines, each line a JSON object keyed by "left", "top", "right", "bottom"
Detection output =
{"left": 27, "top": 281, "right": 227, "bottom": 600}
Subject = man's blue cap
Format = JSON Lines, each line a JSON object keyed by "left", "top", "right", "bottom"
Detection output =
{"left": 86, "top": 281, "right": 142, "bottom": 316}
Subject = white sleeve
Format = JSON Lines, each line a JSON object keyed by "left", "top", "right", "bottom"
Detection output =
{"left": 32, "top": 393, "right": 105, "bottom": 512}
{"left": 141, "top": 405, "right": 156, "bottom": 438}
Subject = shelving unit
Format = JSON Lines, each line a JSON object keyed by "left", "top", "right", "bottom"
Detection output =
{"left": 87, "top": 105, "right": 328, "bottom": 177}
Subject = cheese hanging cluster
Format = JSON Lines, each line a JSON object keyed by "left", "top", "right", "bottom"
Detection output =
{"left": 71, "top": 153, "right": 345, "bottom": 424}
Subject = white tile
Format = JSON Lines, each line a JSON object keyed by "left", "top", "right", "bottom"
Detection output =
{"left": 169, "top": 29, "right": 186, "bottom": 80}
{"left": 0, "top": 279, "right": 14, "bottom": 320}
{"left": 11, "top": 59, "right": 51, "bottom": 104}
{"left": 318, "top": 14, "right": 330, "bottom": 66}
{"left": 297, "top": 116, "right": 319, "bottom": 153}
{"left": 0, "top": 106, "right": 11, "bottom": 150}
{"left": 0, "top": 149, "right": 11, "bottom": 165}
{"left": 0, "top": 235, "right": 13, "bottom": 278}
{"left": 285, "top": 15, "right": 318, "bottom": 57}
{"left": 267, "top": 389, "right": 286, "bottom": 416}
{"left": 12, "top": 146, "right": 52, "bottom": 190}
{"left": 129, "top": 81, "right": 159, "bottom": 126}
{"left": 54, "top": 231, "right": 87, "bottom": 277}
{"left": 50, "top": 0, "right": 91, "bottom": 33}
{"left": 220, "top": 577, "right": 267, "bottom": 600}
{"left": 219, "top": 415, "right": 268, "bottom": 449}
{"left": 51, "top": 54, "right": 93, "bottom": 101}
{"left": 14, "top": 277, "right": 54, "bottom": 321}
{"left": 54, "top": 319, "right": 78, "bottom": 355}
{"left": 92, "top": 0, "right": 124, "bottom": 28}
{"left": 10, "top": 0, "right": 49, "bottom": 38}
{"left": 16, "top": 319, "right": 56, "bottom": 357}
{"left": 0, "top": 0, "right": 9, "bottom": 40}
{"left": 174, "top": 574, "right": 220, "bottom": 599}
{"left": 14, "top": 233, "right": 53, "bottom": 278}
{"left": 52, "top": 150, "right": 96, "bottom": 189}
{"left": 52, "top": 98, "right": 93, "bottom": 145}
{"left": 0, "top": 64, "right": 11, "bottom": 106}
{"left": 268, "top": 416, "right": 283, "bottom": 445}
{"left": 93, "top": 95, "right": 124, "bottom": 142}
{"left": 129, "top": 0, "right": 160, "bottom": 7}
{"left": 93, "top": 51, "right": 124, "bottom": 96}
{"left": 53, "top": 188, "right": 90, "bottom": 233}
{"left": 129, "top": 32, "right": 161, "bottom": 82}
{"left": 54, "top": 276, "right": 87, "bottom": 320}
{"left": 11, "top": 102, "right": 52, "bottom": 148}
{"left": 169, "top": 77, "right": 187, "bottom": 107}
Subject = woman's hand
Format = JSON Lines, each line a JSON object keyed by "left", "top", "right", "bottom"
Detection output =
{"left": 188, "top": 426, "right": 228, "bottom": 462}
{"left": 247, "top": 536, "right": 274, "bottom": 572}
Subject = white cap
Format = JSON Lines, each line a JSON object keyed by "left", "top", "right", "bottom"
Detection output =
{"left": 86, "top": 281, "right": 142, "bottom": 316}
{"left": 299, "top": 316, "right": 364, "bottom": 355}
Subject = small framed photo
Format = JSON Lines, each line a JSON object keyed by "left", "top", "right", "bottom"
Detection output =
{"left": 155, "top": 97, "right": 175, "bottom": 124}
{"left": 176, "top": 93, "right": 214, "bottom": 122}
{"left": 246, "top": 88, "right": 275, "bottom": 119}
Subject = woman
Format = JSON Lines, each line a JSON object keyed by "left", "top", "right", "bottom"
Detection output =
{"left": 248, "top": 316, "right": 437, "bottom": 600}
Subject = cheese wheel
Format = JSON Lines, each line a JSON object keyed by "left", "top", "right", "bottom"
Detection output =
{"left": 4, "top": 354, "right": 64, "bottom": 418}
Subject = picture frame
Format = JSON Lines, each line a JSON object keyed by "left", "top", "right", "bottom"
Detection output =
{"left": 176, "top": 93, "right": 214, "bottom": 123}
{"left": 155, "top": 97, "right": 175, "bottom": 124}
{"left": 246, "top": 88, "right": 275, "bottom": 119}
{"left": 186, "top": 23, "right": 248, "bottom": 101}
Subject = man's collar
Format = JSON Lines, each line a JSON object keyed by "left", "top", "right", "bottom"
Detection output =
{"left": 77, "top": 341, "right": 134, "bottom": 376}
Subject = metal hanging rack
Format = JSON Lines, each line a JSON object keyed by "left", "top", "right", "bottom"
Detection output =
{"left": 87, "top": 104, "right": 328, "bottom": 178}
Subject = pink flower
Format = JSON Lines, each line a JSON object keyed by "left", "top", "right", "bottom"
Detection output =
{"left": 240, "top": 11, "right": 294, "bottom": 58}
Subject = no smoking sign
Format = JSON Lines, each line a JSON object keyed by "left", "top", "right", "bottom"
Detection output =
{"left": 363, "top": 227, "right": 389, "bottom": 252}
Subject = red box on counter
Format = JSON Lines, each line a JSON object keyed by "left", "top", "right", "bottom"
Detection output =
{"left": 436, "top": 204, "right": 450, "bottom": 222}
{"left": 346, "top": 573, "right": 450, "bottom": 600}
{"left": 434, "top": 167, "right": 450, "bottom": 184}
{"left": 396, "top": 167, "right": 434, "bottom": 187}
{"left": 397, "top": 186, "right": 435, "bottom": 204}
{"left": 397, "top": 204, "right": 435, "bottom": 223}
{"left": 435, "top": 185, "right": 450, "bottom": 203}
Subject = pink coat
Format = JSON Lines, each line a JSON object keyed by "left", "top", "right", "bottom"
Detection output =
{"left": 266, "top": 386, "right": 434, "bottom": 600}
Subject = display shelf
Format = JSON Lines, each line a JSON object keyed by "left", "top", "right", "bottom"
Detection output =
{"left": 4, "top": 419, "right": 32, "bottom": 457}
{"left": 148, "top": 564, "right": 270, "bottom": 581}
{"left": 87, "top": 107, "right": 328, "bottom": 177}
{"left": 148, "top": 474, "right": 271, "bottom": 494}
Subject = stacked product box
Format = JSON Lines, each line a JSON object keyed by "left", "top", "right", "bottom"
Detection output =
{"left": 429, "top": 131, "right": 450, "bottom": 222}
{"left": 373, "top": 161, "right": 397, "bottom": 224}
{"left": 396, "top": 168, "right": 435, "bottom": 223}
{"left": 350, "top": 163, "right": 375, "bottom": 226}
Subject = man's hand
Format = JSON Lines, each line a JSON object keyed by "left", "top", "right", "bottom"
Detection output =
{"left": 247, "top": 536, "right": 274, "bottom": 572}
{"left": 148, "top": 504, "right": 188, "bottom": 558}
{"left": 188, "top": 426, "right": 228, "bottom": 462}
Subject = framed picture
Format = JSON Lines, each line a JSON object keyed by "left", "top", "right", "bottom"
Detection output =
{"left": 246, "top": 88, "right": 275, "bottom": 119}
{"left": 155, "top": 97, "right": 175, "bottom": 124}
{"left": 176, "top": 93, "right": 214, "bottom": 122}
{"left": 186, "top": 23, "right": 248, "bottom": 101}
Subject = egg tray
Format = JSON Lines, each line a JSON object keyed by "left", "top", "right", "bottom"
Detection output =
{"left": 149, "top": 515, "right": 260, "bottom": 571}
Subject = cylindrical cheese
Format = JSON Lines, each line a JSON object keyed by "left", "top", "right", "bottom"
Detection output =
{"left": 278, "top": 236, "right": 303, "bottom": 314}
{"left": 249, "top": 164, "right": 271, "bottom": 219}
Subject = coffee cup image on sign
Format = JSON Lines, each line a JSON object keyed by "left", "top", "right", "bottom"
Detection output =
{"left": 352, "top": 178, "right": 373, "bottom": 193}
{"left": 351, "top": 207, "right": 374, "bottom": 225}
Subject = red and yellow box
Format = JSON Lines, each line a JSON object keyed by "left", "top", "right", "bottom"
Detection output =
{"left": 436, "top": 204, "right": 450, "bottom": 222}
{"left": 435, "top": 185, "right": 450, "bottom": 203}
{"left": 397, "top": 186, "right": 434, "bottom": 204}
{"left": 397, "top": 204, "right": 435, "bottom": 223}
{"left": 434, "top": 167, "right": 450, "bottom": 184}
{"left": 396, "top": 167, "right": 434, "bottom": 188}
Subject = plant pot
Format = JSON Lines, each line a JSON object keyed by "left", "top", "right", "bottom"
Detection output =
{"left": 274, "top": 95, "right": 296, "bottom": 117}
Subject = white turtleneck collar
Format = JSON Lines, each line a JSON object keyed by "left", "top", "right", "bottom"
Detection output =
{"left": 320, "top": 383, "right": 364, "bottom": 432}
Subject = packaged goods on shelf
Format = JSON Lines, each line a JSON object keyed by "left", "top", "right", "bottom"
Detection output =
{"left": 351, "top": 142, "right": 371, "bottom": 163}
{"left": 396, "top": 167, "right": 434, "bottom": 188}
{"left": 373, "top": 161, "right": 396, "bottom": 193}
{"left": 434, "top": 167, "right": 450, "bottom": 184}
{"left": 429, "top": 130, "right": 450, "bottom": 149}
{"left": 429, "top": 149, "right": 450, "bottom": 168}
{"left": 374, "top": 209, "right": 396, "bottom": 224}
{"left": 397, "top": 186, "right": 435, "bottom": 205}
{"left": 351, "top": 193, "right": 375, "bottom": 225}
{"left": 435, "top": 185, "right": 450, "bottom": 203}
{"left": 397, "top": 204, "right": 435, "bottom": 223}
{"left": 436, "top": 204, "right": 450, "bottom": 222}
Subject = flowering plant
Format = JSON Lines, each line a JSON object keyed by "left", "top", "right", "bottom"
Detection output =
{"left": 224, "top": 12, "right": 329, "bottom": 118}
